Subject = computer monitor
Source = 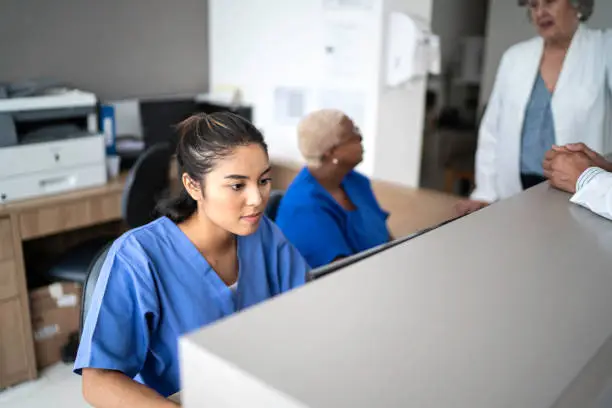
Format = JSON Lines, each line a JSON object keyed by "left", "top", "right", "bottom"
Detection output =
{"left": 307, "top": 214, "right": 465, "bottom": 281}
{"left": 139, "top": 98, "right": 254, "bottom": 151}
{"left": 197, "top": 101, "right": 252, "bottom": 123}
{"left": 139, "top": 98, "right": 200, "bottom": 151}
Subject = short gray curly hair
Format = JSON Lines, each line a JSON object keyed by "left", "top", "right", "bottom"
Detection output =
{"left": 297, "top": 109, "right": 346, "bottom": 168}
{"left": 518, "top": 0, "right": 594, "bottom": 21}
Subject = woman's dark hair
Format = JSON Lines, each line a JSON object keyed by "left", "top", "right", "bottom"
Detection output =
{"left": 156, "top": 111, "right": 268, "bottom": 223}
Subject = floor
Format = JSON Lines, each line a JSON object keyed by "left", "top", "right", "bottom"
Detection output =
{"left": 0, "top": 363, "right": 88, "bottom": 408}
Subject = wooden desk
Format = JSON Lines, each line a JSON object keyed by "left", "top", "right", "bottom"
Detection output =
{"left": 0, "top": 175, "right": 127, "bottom": 388}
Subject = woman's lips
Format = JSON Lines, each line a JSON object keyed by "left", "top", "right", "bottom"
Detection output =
{"left": 538, "top": 20, "right": 554, "bottom": 30}
{"left": 241, "top": 212, "right": 262, "bottom": 223}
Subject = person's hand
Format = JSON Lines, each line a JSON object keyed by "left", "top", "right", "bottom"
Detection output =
{"left": 543, "top": 149, "right": 592, "bottom": 194}
{"left": 552, "top": 143, "right": 612, "bottom": 172}
{"left": 454, "top": 199, "right": 489, "bottom": 216}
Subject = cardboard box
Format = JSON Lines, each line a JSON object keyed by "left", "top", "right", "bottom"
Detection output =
{"left": 29, "top": 282, "right": 82, "bottom": 369}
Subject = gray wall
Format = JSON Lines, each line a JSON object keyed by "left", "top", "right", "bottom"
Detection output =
{"left": 0, "top": 0, "right": 209, "bottom": 101}
{"left": 480, "top": 0, "right": 612, "bottom": 107}
{"left": 432, "top": 0, "right": 488, "bottom": 73}
{"left": 429, "top": 0, "right": 488, "bottom": 110}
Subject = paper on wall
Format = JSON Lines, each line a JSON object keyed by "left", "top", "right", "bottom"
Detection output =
{"left": 317, "top": 89, "right": 366, "bottom": 128}
{"left": 323, "top": 0, "right": 374, "bottom": 11}
{"left": 274, "top": 87, "right": 308, "bottom": 125}
{"left": 323, "top": 18, "right": 370, "bottom": 82}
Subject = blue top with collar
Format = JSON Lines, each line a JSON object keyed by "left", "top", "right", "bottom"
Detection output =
{"left": 276, "top": 167, "right": 390, "bottom": 268}
{"left": 520, "top": 73, "right": 557, "bottom": 176}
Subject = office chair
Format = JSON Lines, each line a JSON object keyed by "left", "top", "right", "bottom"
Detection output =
{"left": 45, "top": 142, "right": 174, "bottom": 284}
{"left": 265, "top": 190, "right": 284, "bottom": 221}
{"left": 59, "top": 242, "right": 110, "bottom": 361}
{"left": 79, "top": 243, "right": 112, "bottom": 335}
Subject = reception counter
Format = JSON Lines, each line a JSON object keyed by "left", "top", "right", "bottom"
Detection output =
{"left": 179, "top": 183, "right": 612, "bottom": 407}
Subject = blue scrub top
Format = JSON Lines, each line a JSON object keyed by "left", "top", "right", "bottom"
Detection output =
{"left": 74, "top": 216, "right": 308, "bottom": 397}
{"left": 520, "top": 73, "right": 556, "bottom": 176}
{"left": 276, "top": 168, "right": 390, "bottom": 268}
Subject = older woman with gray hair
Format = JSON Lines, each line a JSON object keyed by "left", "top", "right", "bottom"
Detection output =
{"left": 457, "top": 0, "right": 612, "bottom": 216}
{"left": 275, "top": 109, "right": 391, "bottom": 268}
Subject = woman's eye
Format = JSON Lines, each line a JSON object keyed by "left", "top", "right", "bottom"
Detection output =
{"left": 259, "top": 178, "right": 272, "bottom": 186}
{"left": 230, "top": 183, "right": 245, "bottom": 191}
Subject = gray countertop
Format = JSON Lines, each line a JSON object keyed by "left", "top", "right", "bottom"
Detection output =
{"left": 180, "top": 183, "right": 612, "bottom": 408}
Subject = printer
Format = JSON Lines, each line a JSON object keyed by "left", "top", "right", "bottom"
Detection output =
{"left": 0, "top": 85, "right": 107, "bottom": 203}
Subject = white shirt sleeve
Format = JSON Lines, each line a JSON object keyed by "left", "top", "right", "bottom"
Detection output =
{"left": 604, "top": 30, "right": 612, "bottom": 155}
{"left": 606, "top": 30, "right": 612, "bottom": 93}
{"left": 570, "top": 167, "right": 612, "bottom": 221}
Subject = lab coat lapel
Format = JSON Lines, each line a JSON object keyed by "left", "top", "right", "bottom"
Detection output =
{"left": 514, "top": 37, "right": 543, "bottom": 135}
{"left": 500, "top": 36, "right": 542, "bottom": 198}
{"left": 552, "top": 25, "right": 586, "bottom": 144}
{"left": 552, "top": 24, "right": 585, "bottom": 98}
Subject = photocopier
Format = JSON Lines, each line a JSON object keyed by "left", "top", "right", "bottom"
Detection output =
{"left": 0, "top": 83, "right": 107, "bottom": 204}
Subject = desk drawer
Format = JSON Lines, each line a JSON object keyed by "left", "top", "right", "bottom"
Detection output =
{"left": 0, "top": 297, "right": 34, "bottom": 388}
{"left": 0, "top": 135, "right": 105, "bottom": 178}
{"left": 19, "top": 192, "right": 122, "bottom": 240}
{"left": 0, "top": 218, "right": 14, "bottom": 261}
{"left": 0, "top": 259, "right": 18, "bottom": 301}
{"left": 0, "top": 164, "right": 107, "bottom": 204}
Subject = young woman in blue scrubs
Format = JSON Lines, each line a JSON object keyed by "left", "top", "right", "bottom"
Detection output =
{"left": 74, "top": 112, "right": 309, "bottom": 407}
{"left": 276, "top": 109, "right": 391, "bottom": 268}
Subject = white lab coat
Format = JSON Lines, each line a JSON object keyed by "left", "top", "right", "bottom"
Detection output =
{"left": 571, "top": 170, "right": 612, "bottom": 221}
{"left": 472, "top": 25, "right": 612, "bottom": 202}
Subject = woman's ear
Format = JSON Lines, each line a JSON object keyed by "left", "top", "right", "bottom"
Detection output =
{"left": 182, "top": 173, "right": 202, "bottom": 201}
{"left": 321, "top": 147, "right": 334, "bottom": 164}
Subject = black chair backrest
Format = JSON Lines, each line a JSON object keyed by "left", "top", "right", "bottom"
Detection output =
{"left": 80, "top": 243, "right": 112, "bottom": 337}
{"left": 122, "top": 142, "right": 174, "bottom": 228}
{"left": 266, "top": 190, "right": 284, "bottom": 221}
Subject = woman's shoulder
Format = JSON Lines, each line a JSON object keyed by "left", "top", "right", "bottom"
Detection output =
{"left": 282, "top": 168, "right": 333, "bottom": 207}
{"left": 250, "top": 216, "right": 292, "bottom": 250}
{"left": 580, "top": 26, "right": 612, "bottom": 47}
{"left": 88, "top": 218, "right": 175, "bottom": 302}
{"left": 285, "top": 167, "right": 318, "bottom": 194}
{"left": 107, "top": 217, "right": 174, "bottom": 267}
{"left": 502, "top": 36, "right": 542, "bottom": 64}
{"left": 346, "top": 170, "right": 372, "bottom": 187}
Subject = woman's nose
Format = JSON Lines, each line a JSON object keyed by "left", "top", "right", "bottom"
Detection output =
{"left": 533, "top": 7, "right": 545, "bottom": 17}
{"left": 246, "top": 185, "right": 263, "bottom": 207}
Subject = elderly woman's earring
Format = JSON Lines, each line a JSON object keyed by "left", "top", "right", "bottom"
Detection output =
{"left": 332, "top": 158, "right": 339, "bottom": 165}
{"left": 577, "top": 12, "right": 583, "bottom": 20}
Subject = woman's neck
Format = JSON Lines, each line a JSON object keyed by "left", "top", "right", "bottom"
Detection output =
{"left": 544, "top": 26, "right": 578, "bottom": 51}
{"left": 179, "top": 212, "right": 235, "bottom": 256}
{"left": 545, "top": 38, "right": 571, "bottom": 52}
{"left": 308, "top": 164, "right": 349, "bottom": 192}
